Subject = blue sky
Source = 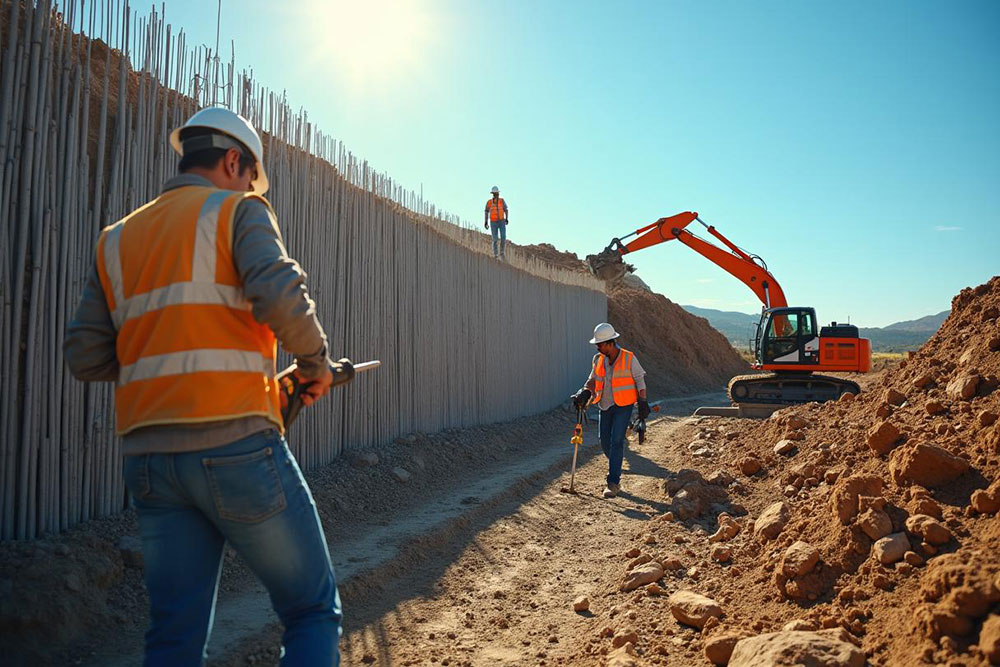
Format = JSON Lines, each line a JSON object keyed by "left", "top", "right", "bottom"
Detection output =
{"left": 131, "top": 1, "right": 997, "bottom": 327}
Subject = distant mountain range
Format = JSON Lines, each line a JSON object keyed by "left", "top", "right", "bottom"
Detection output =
{"left": 681, "top": 306, "right": 949, "bottom": 353}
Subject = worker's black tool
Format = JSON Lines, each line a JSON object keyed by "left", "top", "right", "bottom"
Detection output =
{"left": 277, "top": 358, "right": 381, "bottom": 428}
{"left": 627, "top": 404, "right": 658, "bottom": 444}
{"left": 629, "top": 415, "right": 647, "bottom": 444}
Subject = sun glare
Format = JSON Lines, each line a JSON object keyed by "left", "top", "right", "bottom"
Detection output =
{"left": 299, "top": 0, "right": 434, "bottom": 84}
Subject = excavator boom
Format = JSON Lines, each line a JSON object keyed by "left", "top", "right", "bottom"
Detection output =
{"left": 587, "top": 211, "right": 787, "bottom": 309}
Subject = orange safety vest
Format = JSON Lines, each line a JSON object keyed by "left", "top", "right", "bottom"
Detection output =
{"left": 487, "top": 197, "right": 506, "bottom": 222}
{"left": 95, "top": 185, "right": 283, "bottom": 435}
{"left": 592, "top": 347, "right": 638, "bottom": 407}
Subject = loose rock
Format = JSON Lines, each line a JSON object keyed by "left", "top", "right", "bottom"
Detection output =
{"left": 704, "top": 632, "right": 750, "bottom": 665}
{"left": 773, "top": 439, "right": 796, "bottom": 456}
{"left": 668, "top": 590, "right": 723, "bottom": 629}
{"left": 754, "top": 502, "right": 790, "bottom": 541}
{"left": 728, "top": 629, "right": 864, "bottom": 667}
{"left": 738, "top": 457, "right": 761, "bottom": 475}
{"left": 980, "top": 614, "right": 1000, "bottom": 663}
{"left": 873, "top": 532, "right": 909, "bottom": 565}
{"left": 866, "top": 421, "right": 901, "bottom": 456}
{"left": 620, "top": 561, "right": 664, "bottom": 592}
{"left": 573, "top": 596, "right": 590, "bottom": 612}
{"left": 857, "top": 507, "right": 892, "bottom": 540}
{"left": 946, "top": 374, "right": 979, "bottom": 400}
{"left": 830, "top": 475, "right": 882, "bottom": 524}
{"left": 904, "top": 514, "right": 952, "bottom": 545}
{"left": 889, "top": 443, "right": 970, "bottom": 488}
{"left": 782, "top": 541, "right": 820, "bottom": 578}
{"left": 391, "top": 467, "right": 412, "bottom": 483}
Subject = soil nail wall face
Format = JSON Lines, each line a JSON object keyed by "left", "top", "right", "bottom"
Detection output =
{"left": 0, "top": 2, "right": 605, "bottom": 540}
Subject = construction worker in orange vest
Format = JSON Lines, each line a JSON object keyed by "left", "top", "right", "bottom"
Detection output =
{"left": 64, "top": 107, "right": 342, "bottom": 666}
{"left": 483, "top": 185, "right": 509, "bottom": 260}
{"left": 571, "top": 323, "right": 650, "bottom": 498}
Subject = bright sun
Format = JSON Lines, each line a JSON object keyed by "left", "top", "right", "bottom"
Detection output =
{"left": 299, "top": 0, "right": 434, "bottom": 84}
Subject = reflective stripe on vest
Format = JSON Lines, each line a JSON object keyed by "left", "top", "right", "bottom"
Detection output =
{"left": 96, "top": 186, "right": 282, "bottom": 435}
{"left": 488, "top": 197, "right": 506, "bottom": 222}
{"left": 592, "top": 348, "right": 639, "bottom": 407}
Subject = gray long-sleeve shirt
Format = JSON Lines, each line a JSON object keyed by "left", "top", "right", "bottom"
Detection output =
{"left": 64, "top": 174, "right": 331, "bottom": 455}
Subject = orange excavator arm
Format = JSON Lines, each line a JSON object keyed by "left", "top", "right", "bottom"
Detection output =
{"left": 591, "top": 211, "right": 788, "bottom": 310}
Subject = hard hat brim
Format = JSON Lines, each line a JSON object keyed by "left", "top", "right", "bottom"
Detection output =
{"left": 589, "top": 331, "right": 620, "bottom": 345}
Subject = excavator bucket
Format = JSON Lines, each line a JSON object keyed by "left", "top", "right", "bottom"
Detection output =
{"left": 586, "top": 247, "right": 632, "bottom": 284}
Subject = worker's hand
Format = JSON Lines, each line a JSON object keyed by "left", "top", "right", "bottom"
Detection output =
{"left": 571, "top": 388, "right": 592, "bottom": 408}
{"left": 484, "top": 222, "right": 489, "bottom": 230}
{"left": 638, "top": 399, "right": 651, "bottom": 420}
{"left": 296, "top": 366, "right": 333, "bottom": 407}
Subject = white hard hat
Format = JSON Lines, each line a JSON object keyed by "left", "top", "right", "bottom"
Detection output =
{"left": 170, "top": 107, "right": 269, "bottom": 194}
{"left": 589, "top": 322, "right": 620, "bottom": 344}
{"left": 490, "top": 186, "right": 499, "bottom": 193}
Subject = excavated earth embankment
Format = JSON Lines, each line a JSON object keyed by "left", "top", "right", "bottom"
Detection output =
{"left": 558, "top": 275, "right": 999, "bottom": 666}
{"left": 517, "top": 243, "right": 749, "bottom": 397}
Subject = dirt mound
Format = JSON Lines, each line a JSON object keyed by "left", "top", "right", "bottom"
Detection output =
{"left": 515, "top": 243, "right": 749, "bottom": 397}
{"left": 588, "top": 275, "right": 1000, "bottom": 666}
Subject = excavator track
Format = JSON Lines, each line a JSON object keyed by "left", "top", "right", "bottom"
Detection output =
{"left": 727, "top": 372, "right": 860, "bottom": 406}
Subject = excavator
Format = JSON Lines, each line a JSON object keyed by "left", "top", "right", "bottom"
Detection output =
{"left": 587, "top": 211, "right": 872, "bottom": 407}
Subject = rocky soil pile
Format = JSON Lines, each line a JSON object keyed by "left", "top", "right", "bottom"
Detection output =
{"left": 568, "top": 276, "right": 999, "bottom": 666}
{"left": 518, "top": 243, "right": 748, "bottom": 396}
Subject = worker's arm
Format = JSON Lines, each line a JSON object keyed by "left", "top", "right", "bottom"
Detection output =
{"left": 232, "top": 199, "right": 331, "bottom": 381}
{"left": 64, "top": 262, "right": 120, "bottom": 382}
{"left": 504, "top": 200, "right": 509, "bottom": 223}
{"left": 632, "top": 356, "right": 650, "bottom": 416}
{"left": 484, "top": 202, "right": 490, "bottom": 228}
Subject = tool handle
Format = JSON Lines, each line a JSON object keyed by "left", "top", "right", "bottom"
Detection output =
{"left": 278, "top": 358, "right": 380, "bottom": 428}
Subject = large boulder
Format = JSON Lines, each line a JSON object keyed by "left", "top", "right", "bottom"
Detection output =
{"left": 889, "top": 443, "right": 970, "bottom": 487}
{"left": 729, "top": 629, "right": 864, "bottom": 667}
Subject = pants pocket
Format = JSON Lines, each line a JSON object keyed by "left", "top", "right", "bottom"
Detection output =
{"left": 123, "top": 455, "right": 153, "bottom": 500}
{"left": 203, "top": 446, "right": 287, "bottom": 523}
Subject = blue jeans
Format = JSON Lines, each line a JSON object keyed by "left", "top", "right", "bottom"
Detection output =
{"left": 123, "top": 429, "right": 341, "bottom": 667}
{"left": 490, "top": 221, "right": 507, "bottom": 258}
{"left": 599, "top": 404, "right": 633, "bottom": 486}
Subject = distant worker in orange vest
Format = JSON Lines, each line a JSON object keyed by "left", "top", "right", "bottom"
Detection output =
{"left": 64, "top": 107, "right": 343, "bottom": 665}
{"left": 484, "top": 185, "right": 509, "bottom": 260}
{"left": 571, "top": 323, "right": 650, "bottom": 498}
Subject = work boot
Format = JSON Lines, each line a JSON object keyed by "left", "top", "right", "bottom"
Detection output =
{"left": 602, "top": 483, "right": 620, "bottom": 498}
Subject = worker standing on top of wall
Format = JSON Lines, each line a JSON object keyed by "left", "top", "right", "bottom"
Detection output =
{"left": 571, "top": 323, "right": 651, "bottom": 498}
{"left": 64, "top": 107, "right": 343, "bottom": 666}
{"left": 484, "top": 185, "right": 509, "bottom": 260}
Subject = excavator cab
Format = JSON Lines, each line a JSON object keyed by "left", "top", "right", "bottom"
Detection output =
{"left": 753, "top": 307, "right": 821, "bottom": 368}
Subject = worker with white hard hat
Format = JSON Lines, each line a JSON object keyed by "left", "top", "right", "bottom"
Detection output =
{"left": 484, "top": 185, "right": 509, "bottom": 260}
{"left": 571, "top": 323, "right": 650, "bottom": 498}
{"left": 65, "top": 106, "right": 343, "bottom": 664}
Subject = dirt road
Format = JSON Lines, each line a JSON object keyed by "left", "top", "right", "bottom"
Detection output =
{"left": 199, "top": 393, "right": 722, "bottom": 666}
{"left": 22, "top": 393, "right": 721, "bottom": 666}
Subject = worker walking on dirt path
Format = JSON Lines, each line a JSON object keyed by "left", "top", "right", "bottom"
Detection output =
{"left": 64, "top": 107, "right": 342, "bottom": 666}
{"left": 571, "top": 323, "right": 650, "bottom": 498}
{"left": 484, "top": 185, "right": 509, "bottom": 260}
